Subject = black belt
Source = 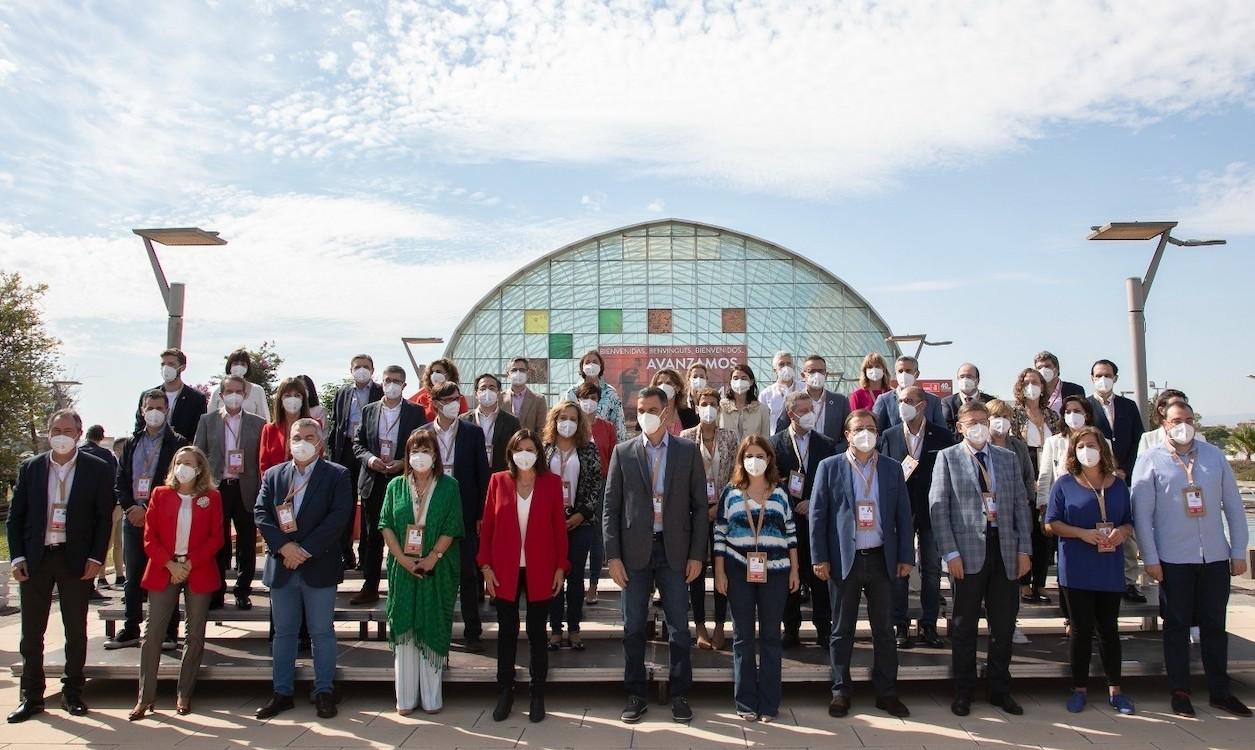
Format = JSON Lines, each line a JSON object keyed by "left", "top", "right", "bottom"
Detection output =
{"left": 855, "top": 545, "right": 884, "bottom": 556}
{"left": 45, "top": 543, "right": 66, "bottom": 551}
{"left": 653, "top": 532, "right": 666, "bottom": 541}
{"left": 220, "top": 478, "right": 240, "bottom": 485}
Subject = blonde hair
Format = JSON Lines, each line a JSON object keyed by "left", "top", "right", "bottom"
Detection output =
{"left": 984, "top": 398, "right": 1013, "bottom": 419}
{"left": 164, "top": 446, "right": 216, "bottom": 495}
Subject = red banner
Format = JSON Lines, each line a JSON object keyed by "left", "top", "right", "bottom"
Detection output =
{"left": 916, "top": 378, "right": 954, "bottom": 398}
{"left": 601, "top": 344, "right": 747, "bottom": 424}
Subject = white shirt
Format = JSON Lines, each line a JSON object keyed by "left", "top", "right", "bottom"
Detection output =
{"left": 174, "top": 492, "right": 194, "bottom": 556}
{"left": 435, "top": 418, "right": 458, "bottom": 467}
{"left": 549, "top": 446, "right": 581, "bottom": 508}
{"left": 761, "top": 379, "right": 805, "bottom": 429}
{"left": 377, "top": 401, "right": 403, "bottom": 460}
{"left": 517, "top": 491, "right": 533, "bottom": 566}
{"left": 45, "top": 454, "right": 76, "bottom": 546}
{"left": 1095, "top": 392, "right": 1116, "bottom": 428}
{"left": 165, "top": 385, "right": 182, "bottom": 412}
{"left": 291, "top": 459, "right": 318, "bottom": 515}
{"left": 476, "top": 408, "right": 498, "bottom": 461}
{"left": 904, "top": 420, "right": 924, "bottom": 459}
{"left": 222, "top": 409, "right": 243, "bottom": 474}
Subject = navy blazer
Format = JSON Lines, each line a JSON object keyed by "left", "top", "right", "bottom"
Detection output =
{"left": 772, "top": 389, "right": 852, "bottom": 448}
{"left": 809, "top": 452, "right": 914, "bottom": 581}
{"left": 255, "top": 459, "right": 354, "bottom": 589}
{"left": 327, "top": 382, "right": 384, "bottom": 465}
{"left": 941, "top": 391, "right": 996, "bottom": 437}
{"left": 115, "top": 427, "right": 188, "bottom": 511}
{"left": 1088, "top": 393, "right": 1144, "bottom": 479}
{"left": 132, "top": 385, "right": 207, "bottom": 442}
{"left": 879, "top": 421, "right": 955, "bottom": 530}
{"left": 352, "top": 399, "right": 428, "bottom": 497}
{"left": 769, "top": 428, "right": 836, "bottom": 507}
{"left": 79, "top": 442, "right": 119, "bottom": 476}
{"left": 7, "top": 451, "right": 114, "bottom": 574}
{"left": 434, "top": 421, "right": 490, "bottom": 527}
{"left": 871, "top": 389, "right": 946, "bottom": 434}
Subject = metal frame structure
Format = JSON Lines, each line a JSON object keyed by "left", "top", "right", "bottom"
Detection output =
{"left": 884, "top": 333, "right": 952, "bottom": 361}
{"left": 132, "top": 227, "right": 227, "bottom": 350}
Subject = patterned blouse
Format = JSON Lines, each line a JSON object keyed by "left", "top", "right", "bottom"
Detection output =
{"left": 713, "top": 485, "right": 797, "bottom": 571}
{"left": 1010, "top": 404, "right": 1061, "bottom": 449}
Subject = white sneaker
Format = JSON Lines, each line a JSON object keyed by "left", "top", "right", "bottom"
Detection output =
{"left": 1012, "top": 628, "right": 1030, "bottom": 645}
{"left": 1190, "top": 626, "right": 1200, "bottom": 644}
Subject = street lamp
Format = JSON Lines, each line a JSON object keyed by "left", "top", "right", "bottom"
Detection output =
{"left": 1088, "top": 221, "right": 1226, "bottom": 423}
{"left": 401, "top": 337, "right": 445, "bottom": 383}
{"left": 885, "top": 334, "right": 953, "bottom": 361}
{"left": 133, "top": 227, "right": 227, "bottom": 350}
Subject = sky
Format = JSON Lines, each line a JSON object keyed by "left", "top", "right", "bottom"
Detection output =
{"left": 2, "top": 0, "right": 1254, "bottom": 436}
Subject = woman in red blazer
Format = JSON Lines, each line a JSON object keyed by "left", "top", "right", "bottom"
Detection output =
{"left": 130, "top": 446, "right": 224, "bottom": 720}
{"left": 258, "top": 376, "right": 312, "bottom": 475}
{"left": 478, "top": 429, "right": 569, "bottom": 725}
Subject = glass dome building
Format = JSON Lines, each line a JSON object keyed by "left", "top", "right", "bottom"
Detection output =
{"left": 445, "top": 219, "right": 899, "bottom": 412}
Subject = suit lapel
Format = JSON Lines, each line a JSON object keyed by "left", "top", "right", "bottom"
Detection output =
{"left": 30, "top": 457, "right": 50, "bottom": 538}
{"left": 632, "top": 438, "right": 651, "bottom": 492}
{"left": 295, "top": 461, "right": 325, "bottom": 525}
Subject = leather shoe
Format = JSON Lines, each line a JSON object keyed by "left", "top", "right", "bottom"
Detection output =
{"left": 828, "top": 694, "right": 851, "bottom": 718}
{"left": 989, "top": 693, "right": 1023, "bottom": 715}
{"left": 1123, "top": 584, "right": 1147, "bottom": 604}
{"left": 349, "top": 588, "right": 379, "bottom": 605}
{"left": 781, "top": 631, "right": 801, "bottom": 650}
{"left": 7, "top": 699, "right": 44, "bottom": 723}
{"left": 492, "top": 688, "right": 513, "bottom": 722}
{"left": 464, "top": 637, "right": 485, "bottom": 653}
{"left": 951, "top": 695, "right": 972, "bottom": 716}
{"left": 1171, "top": 691, "right": 1195, "bottom": 717}
{"left": 895, "top": 625, "right": 914, "bottom": 650}
{"left": 255, "top": 693, "right": 295, "bottom": 720}
{"left": 876, "top": 696, "right": 910, "bottom": 717}
{"left": 1209, "top": 694, "right": 1252, "bottom": 717}
{"left": 235, "top": 594, "right": 253, "bottom": 610}
{"left": 621, "top": 695, "right": 648, "bottom": 723}
{"left": 529, "top": 688, "right": 545, "bottom": 723}
{"left": 917, "top": 624, "right": 945, "bottom": 649}
{"left": 60, "top": 695, "right": 88, "bottom": 716}
{"left": 314, "top": 692, "right": 337, "bottom": 719}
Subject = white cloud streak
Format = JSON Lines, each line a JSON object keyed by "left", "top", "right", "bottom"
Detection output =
{"left": 1181, "top": 162, "right": 1255, "bottom": 236}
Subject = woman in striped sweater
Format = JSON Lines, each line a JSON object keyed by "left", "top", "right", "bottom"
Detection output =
{"left": 713, "top": 435, "right": 800, "bottom": 723}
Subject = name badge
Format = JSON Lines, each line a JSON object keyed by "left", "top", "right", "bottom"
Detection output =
{"left": 136, "top": 476, "right": 152, "bottom": 500}
{"left": 226, "top": 449, "right": 244, "bottom": 477}
{"left": 788, "top": 470, "right": 805, "bottom": 499}
{"left": 1184, "top": 485, "right": 1205, "bottom": 516}
{"left": 379, "top": 440, "right": 395, "bottom": 461}
{"left": 1095, "top": 522, "right": 1116, "bottom": 553}
{"left": 746, "top": 550, "right": 768, "bottom": 583}
{"left": 706, "top": 481, "right": 717, "bottom": 505}
{"left": 563, "top": 481, "right": 573, "bottom": 508}
{"left": 982, "top": 491, "right": 998, "bottom": 524}
{"left": 404, "top": 524, "right": 424, "bottom": 556}
{"left": 901, "top": 454, "right": 919, "bottom": 482}
{"left": 277, "top": 501, "right": 297, "bottom": 533}
{"left": 652, "top": 495, "right": 664, "bottom": 528}
{"left": 856, "top": 500, "right": 876, "bottom": 530}
{"left": 50, "top": 503, "right": 68, "bottom": 532}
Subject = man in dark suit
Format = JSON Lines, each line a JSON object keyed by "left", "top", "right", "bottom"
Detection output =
{"left": 771, "top": 390, "right": 836, "bottom": 649}
{"left": 603, "top": 386, "right": 708, "bottom": 724}
{"left": 132, "top": 348, "right": 207, "bottom": 441}
{"left": 327, "top": 354, "right": 383, "bottom": 570}
{"left": 107, "top": 389, "right": 187, "bottom": 649}
{"left": 879, "top": 386, "right": 955, "bottom": 649}
{"left": 872, "top": 356, "right": 945, "bottom": 432}
{"left": 1034, "top": 350, "right": 1085, "bottom": 416}
{"left": 7, "top": 410, "right": 114, "bottom": 722}
{"left": 811, "top": 409, "right": 914, "bottom": 718}
{"left": 1088, "top": 358, "right": 1148, "bottom": 603}
{"left": 941, "top": 363, "right": 996, "bottom": 438}
{"left": 427, "top": 381, "right": 490, "bottom": 652}
{"left": 254, "top": 418, "right": 354, "bottom": 720}
{"left": 350, "top": 365, "right": 427, "bottom": 604}
{"left": 464, "top": 373, "right": 521, "bottom": 474}
{"left": 194, "top": 374, "right": 266, "bottom": 609}
{"left": 80, "top": 424, "right": 118, "bottom": 599}
{"left": 773, "top": 354, "right": 851, "bottom": 445}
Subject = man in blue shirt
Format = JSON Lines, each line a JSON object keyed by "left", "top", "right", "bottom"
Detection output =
{"left": 1131, "top": 402, "right": 1249, "bottom": 718}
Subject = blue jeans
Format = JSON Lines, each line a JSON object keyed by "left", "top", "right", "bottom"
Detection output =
{"left": 622, "top": 536, "right": 692, "bottom": 699}
{"left": 892, "top": 525, "right": 941, "bottom": 628}
{"left": 271, "top": 569, "right": 337, "bottom": 696}
{"left": 725, "top": 560, "right": 788, "bottom": 717}
{"left": 550, "top": 524, "right": 595, "bottom": 634}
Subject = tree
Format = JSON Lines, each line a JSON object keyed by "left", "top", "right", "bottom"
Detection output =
{"left": 320, "top": 377, "right": 353, "bottom": 416}
{"left": 1228, "top": 425, "right": 1255, "bottom": 461}
{"left": 1200, "top": 425, "right": 1231, "bottom": 452}
{"left": 206, "top": 341, "right": 285, "bottom": 398}
{"left": 0, "top": 272, "right": 62, "bottom": 488}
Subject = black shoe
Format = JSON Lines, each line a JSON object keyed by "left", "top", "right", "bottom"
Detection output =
{"left": 60, "top": 695, "right": 88, "bottom": 716}
{"left": 114, "top": 575, "right": 126, "bottom": 587}
{"left": 256, "top": 693, "right": 295, "bottom": 719}
{"left": 87, "top": 587, "right": 105, "bottom": 601}
{"left": 917, "top": 624, "right": 945, "bottom": 649}
{"left": 1209, "top": 694, "right": 1252, "bottom": 717}
{"left": 671, "top": 696, "right": 693, "bottom": 723}
{"left": 493, "top": 688, "right": 513, "bottom": 722}
{"left": 782, "top": 631, "right": 802, "bottom": 650}
{"left": 314, "top": 692, "right": 337, "bottom": 719}
{"left": 529, "top": 688, "right": 545, "bottom": 723}
{"left": 464, "top": 636, "right": 485, "bottom": 653}
{"left": 1171, "top": 691, "right": 1195, "bottom": 717}
{"left": 621, "top": 696, "right": 647, "bottom": 723}
{"left": 951, "top": 695, "right": 972, "bottom": 716}
{"left": 7, "top": 699, "right": 44, "bottom": 723}
{"left": 816, "top": 629, "right": 831, "bottom": 649}
{"left": 104, "top": 630, "right": 140, "bottom": 649}
{"left": 349, "top": 588, "right": 379, "bottom": 605}
{"left": 1032, "top": 592, "right": 1051, "bottom": 604}
{"left": 1123, "top": 584, "right": 1147, "bottom": 604}
{"left": 896, "top": 625, "right": 914, "bottom": 650}
{"left": 235, "top": 594, "right": 253, "bottom": 610}
{"left": 343, "top": 553, "right": 357, "bottom": 571}
{"left": 989, "top": 693, "right": 1023, "bottom": 715}
{"left": 876, "top": 696, "right": 910, "bottom": 718}
{"left": 209, "top": 597, "right": 225, "bottom": 610}
{"left": 829, "top": 694, "right": 851, "bottom": 717}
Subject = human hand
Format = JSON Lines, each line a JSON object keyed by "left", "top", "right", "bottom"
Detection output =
{"left": 1145, "top": 564, "right": 1163, "bottom": 583}
{"left": 684, "top": 559, "right": 702, "bottom": 583}
{"left": 1016, "top": 553, "right": 1031, "bottom": 579}
{"left": 947, "top": 556, "right": 965, "bottom": 580}
{"left": 12, "top": 561, "right": 29, "bottom": 582}
{"left": 482, "top": 566, "right": 499, "bottom": 597}
{"left": 608, "top": 559, "right": 628, "bottom": 588}
{"left": 896, "top": 563, "right": 913, "bottom": 578}
{"left": 552, "top": 568, "right": 565, "bottom": 597}
{"left": 813, "top": 562, "right": 830, "bottom": 582}
{"left": 127, "top": 506, "right": 147, "bottom": 527}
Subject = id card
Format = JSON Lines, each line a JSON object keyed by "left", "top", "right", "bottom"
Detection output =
{"left": 50, "top": 503, "right": 68, "bottom": 532}
{"left": 1184, "top": 485, "right": 1205, "bottom": 516}
{"left": 563, "top": 481, "right": 573, "bottom": 508}
{"left": 788, "top": 470, "right": 805, "bottom": 499}
{"left": 901, "top": 454, "right": 919, "bottom": 482}
{"left": 856, "top": 500, "right": 876, "bottom": 530}
{"left": 1096, "top": 522, "right": 1116, "bottom": 553}
{"left": 746, "top": 551, "right": 768, "bottom": 583}
{"left": 982, "top": 491, "right": 998, "bottom": 524}
{"left": 652, "top": 495, "right": 664, "bottom": 528}
{"left": 706, "top": 481, "right": 717, "bottom": 505}
{"left": 226, "top": 449, "right": 244, "bottom": 477}
{"left": 277, "top": 501, "right": 297, "bottom": 533}
{"left": 404, "top": 524, "right": 424, "bottom": 556}
{"left": 136, "top": 476, "right": 152, "bottom": 500}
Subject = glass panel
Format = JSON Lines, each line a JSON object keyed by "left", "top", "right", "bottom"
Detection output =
{"left": 719, "top": 235, "right": 746, "bottom": 260}
{"left": 551, "top": 309, "right": 573, "bottom": 331}
{"left": 746, "top": 260, "right": 791, "bottom": 284}
{"left": 673, "top": 308, "right": 695, "bottom": 334}
{"left": 697, "top": 283, "right": 746, "bottom": 307}
{"left": 599, "top": 282, "right": 624, "bottom": 306}
{"left": 696, "top": 236, "right": 720, "bottom": 259}
{"left": 548, "top": 333, "right": 573, "bottom": 360}
{"left": 524, "top": 284, "right": 550, "bottom": 308}
{"left": 671, "top": 223, "right": 695, "bottom": 236}
{"left": 524, "top": 310, "right": 550, "bottom": 334}
{"left": 473, "top": 309, "right": 498, "bottom": 334}
{"left": 745, "top": 239, "right": 786, "bottom": 260}
{"left": 671, "top": 284, "right": 696, "bottom": 307}
{"left": 672, "top": 260, "right": 696, "bottom": 286}
{"left": 793, "top": 262, "right": 826, "bottom": 285}
{"left": 648, "top": 223, "right": 671, "bottom": 236}
{"left": 623, "top": 235, "right": 647, "bottom": 260}
{"left": 521, "top": 263, "right": 550, "bottom": 285}
{"left": 599, "top": 236, "right": 623, "bottom": 261}
{"left": 621, "top": 285, "right": 648, "bottom": 307}
{"left": 647, "top": 236, "right": 672, "bottom": 259}
{"left": 598, "top": 309, "right": 623, "bottom": 334}
{"left": 502, "top": 284, "right": 525, "bottom": 309}
{"left": 622, "top": 260, "right": 649, "bottom": 280}
{"left": 623, "top": 308, "right": 647, "bottom": 333}
{"left": 647, "top": 284, "right": 674, "bottom": 307}
{"left": 525, "top": 334, "right": 548, "bottom": 358}
{"left": 574, "top": 308, "right": 597, "bottom": 333}
{"left": 569, "top": 241, "right": 598, "bottom": 261}
{"left": 501, "top": 331, "right": 524, "bottom": 358}
{"left": 551, "top": 285, "right": 575, "bottom": 308}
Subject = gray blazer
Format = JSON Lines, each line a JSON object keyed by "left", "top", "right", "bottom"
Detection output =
{"left": 602, "top": 434, "right": 709, "bottom": 573}
{"left": 193, "top": 409, "right": 265, "bottom": 506}
{"left": 928, "top": 443, "right": 1031, "bottom": 579}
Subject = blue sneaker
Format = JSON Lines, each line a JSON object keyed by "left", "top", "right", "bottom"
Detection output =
{"left": 1109, "top": 694, "right": 1135, "bottom": 715}
{"left": 1067, "top": 690, "right": 1087, "bottom": 713}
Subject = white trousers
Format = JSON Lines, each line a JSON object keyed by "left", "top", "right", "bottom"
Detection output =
{"left": 395, "top": 642, "right": 443, "bottom": 712}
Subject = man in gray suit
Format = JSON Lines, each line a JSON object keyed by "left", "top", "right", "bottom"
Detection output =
{"left": 603, "top": 386, "right": 708, "bottom": 725}
{"left": 193, "top": 374, "right": 266, "bottom": 610}
{"left": 772, "top": 354, "right": 851, "bottom": 447}
{"left": 929, "top": 401, "right": 1032, "bottom": 717}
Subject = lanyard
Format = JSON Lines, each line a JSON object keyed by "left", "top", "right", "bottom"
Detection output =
{"left": 223, "top": 413, "right": 241, "bottom": 447}
{"left": 965, "top": 445, "right": 994, "bottom": 493}
{"left": 436, "top": 422, "right": 457, "bottom": 464}
{"left": 410, "top": 477, "right": 434, "bottom": 526}
{"left": 903, "top": 423, "right": 924, "bottom": 459}
{"left": 646, "top": 441, "right": 665, "bottom": 495}
{"left": 742, "top": 488, "right": 769, "bottom": 551}
{"left": 699, "top": 430, "right": 718, "bottom": 475}
{"left": 790, "top": 430, "right": 809, "bottom": 471}
{"left": 50, "top": 456, "right": 72, "bottom": 502}
{"left": 1168, "top": 447, "right": 1197, "bottom": 485}
{"left": 285, "top": 469, "right": 313, "bottom": 502}
{"left": 846, "top": 452, "right": 877, "bottom": 500}
{"left": 1078, "top": 473, "right": 1109, "bottom": 523}
{"left": 380, "top": 405, "right": 401, "bottom": 438}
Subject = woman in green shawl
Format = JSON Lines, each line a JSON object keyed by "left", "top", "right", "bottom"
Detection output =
{"left": 380, "top": 428, "right": 464, "bottom": 715}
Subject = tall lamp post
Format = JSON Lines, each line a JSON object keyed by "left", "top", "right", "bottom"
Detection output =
{"left": 1087, "top": 222, "right": 1225, "bottom": 423}
{"left": 401, "top": 337, "right": 445, "bottom": 384}
{"left": 132, "top": 228, "right": 227, "bottom": 350}
{"left": 885, "top": 334, "right": 953, "bottom": 361}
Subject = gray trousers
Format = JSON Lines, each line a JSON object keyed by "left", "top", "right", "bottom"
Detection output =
{"left": 138, "top": 583, "right": 211, "bottom": 704}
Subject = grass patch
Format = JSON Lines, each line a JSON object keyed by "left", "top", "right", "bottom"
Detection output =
{"left": 1231, "top": 460, "right": 1255, "bottom": 482}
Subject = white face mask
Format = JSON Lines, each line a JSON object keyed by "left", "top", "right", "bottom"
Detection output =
{"left": 290, "top": 439, "right": 317, "bottom": 462}
{"left": 796, "top": 411, "right": 818, "bottom": 431}
{"left": 1168, "top": 422, "right": 1195, "bottom": 446}
{"left": 698, "top": 404, "right": 719, "bottom": 424}
{"left": 1076, "top": 446, "right": 1101, "bottom": 468}
{"left": 582, "top": 362, "right": 601, "bottom": 378}
{"left": 428, "top": 371, "right": 447, "bottom": 386}
{"left": 689, "top": 377, "right": 707, "bottom": 391}
{"left": 477, "top": 389, "right": 498, "bottom": 407}
{"left": 805, "top": 372, "right": 826, "bottom": 389}
{"left": 578, "top": 399, "right": 598, "bottom": 416}
{"left": 1023, "top": 383, "right": 1043, "bottom": 401}
{"left": 222, "top": 392, "right": 245, "bottom": 411}
{"left": 144, "top": 409, "right": 166, "bottom": 428}
{"left": 1093, "top": 376, "right": 1115, "bottom": 394}
{"left": 637, "top": 411, "right": 663, "bottom": 435}
{"left": 896, "top": 371, "right": 916, "bottom": 388}
{"left": 383, "top": 382, "right": 404, "bottom": 400}
{"left": 508, "top": 370, "right": 527, "bottom": 386}
{"left": 851, "top": 429, "right": 877, "bottom": 453}
{"left": 729, "top": 377, "right": 751, "bottom": 394}
{"left": 440, "top": 400, "right": 461, "bottom": 419}
{"left": 1037, "top": 367, "right": 1056, "bottom": 383}
{"left": 743, "top": 456, "right": 768, "bottom": 477}
{"left": 965, "top": 423, "right": 991, "bottom": 447}
{"left": 990, "top": 417, "right": 1011, "bottom": 436}
{"left": 658, "top": 383, "right": 676, "bottom": 401}
{"left": 409, "top": 451, "right": 433, "bottom": 473}
{"left": 161, "top": 364, "right": 179, "bottom": 383}
{"left": 956, "top": 376, "right": 977, "bottom": 395}
{"left": 1063, "top": 411, "right": 1086, "bottom": 430}
{"left": 230, "top": 364, "right": 248, "bottom": 378}
{"left": 49, "top": 435, "right": 76, "bottom": 455}
{"left": 282, "top": 396, "right": 303, "bottom": 414}
{"left": 865, "top": 367, "right": 884, "bottom": 383}
{"left": 173, "top": 464, "right": 198, "bottom": 485}
{"left": 352, "top": 367, "right": 372, "bottom": 384}
{"left": 512, "top": 450, "right": 538, "bottom": 471}
{"left": 777, "top": 365, "right": 795, "bottom": 383}
{"left": 556, "top": 418, "right": 578, "bottom": 438}
{"left": 898, "top": 402, "right": 918, "bottom": 423}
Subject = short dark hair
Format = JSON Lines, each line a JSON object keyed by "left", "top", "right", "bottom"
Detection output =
{"left": 509, "top": 357, "right": 529, "bottom": 369}
{"left": 142, "top": 389, "right": 167, "bottom": 407}
{"left": 476, "top": 372, "right": 501, "bottom": 389}
{"left": 1060, "top": 395, "right": 1094, "bottom": 435}
{"left": 575, "top": 382, "right": 601, "bottom": 400}
{"left": 430, "top": 381, "right": 461, "bottom": 401}
{"left": 86, "top": 424, "right": 106, "bottom": 441}
{"left": 803, "top": 354, "right": 826, "bottom": 367}
{"left": 723, "top": 362, "right": 760, "bottom": 403}
{"left": 843, "top": 408, "right": 876, "bottom": 433}
{"left": 637, "top": 385, "right": 668, "bottom": 406}
{"left": 957, "top": 401, "right": 990, "bottom": 422}
{"left": 506, "top": 429, "right": 548, "bottom": 478}
{"left": 351, "top": 353, "right": 374, "bottom": 368}
{"left": 46, "top": 409, "right": 83, "bottom": 432}
{"left": 404, "top": 429, "right": 443, "bottom": 479}
{"left": 382, "top": 365, "right": 407, "bottom": 381}
{"left": 160, "top": 348, "right": 187, "bottom": 366}
{"left": 225, "top": 348, "right": 251, "bottom": 375}
{"left": 1034, "top": 350, "right": 1060, "bottom": 369}
{"left": 579, "top": 350, "right": 605, "bottom": 372}
{"left": 1091, "top": 359, "right": 1119, "bottom": 377}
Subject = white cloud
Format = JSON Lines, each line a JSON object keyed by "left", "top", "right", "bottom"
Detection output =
{"left": 246, "top": 1, "right": 1255, "bottom": 198}
{"left": 317, "top": 51, "right": 338, "bottom": 72}
{"left": 580, "top": 192, "right": 606, "bottom": 212}
{"left": 1181, "top": 162, "right": 1255, "bottom": 236}
{"left": 646, "top": 198, "right": 665, "bottom": 213}
{"left": 0, "top": 57, "right": 16, "bottom": 83}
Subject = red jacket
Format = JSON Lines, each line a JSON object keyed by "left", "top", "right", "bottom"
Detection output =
{"left": 477, "top": 471, "right": 570, "bottom": 603}
{"left": 142, "top": 486, "right": 225, "bottom": 594}
{"left": 590, "top": 418, "right": 615, "bottom": 479}
{"left": 409, "top": 388, "right": 469, "bottom": 423}
{"left": 258, "top": 422, "right": 289, "bottom": 476}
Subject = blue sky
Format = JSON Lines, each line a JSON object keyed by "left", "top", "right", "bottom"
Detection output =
{"left": 2, "top": 0, "right": 1254, "bottom": 436}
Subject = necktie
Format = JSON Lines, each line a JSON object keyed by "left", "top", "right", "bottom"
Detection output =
{"left": 974, "top": 451, "right": 989, "bottom": 493}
